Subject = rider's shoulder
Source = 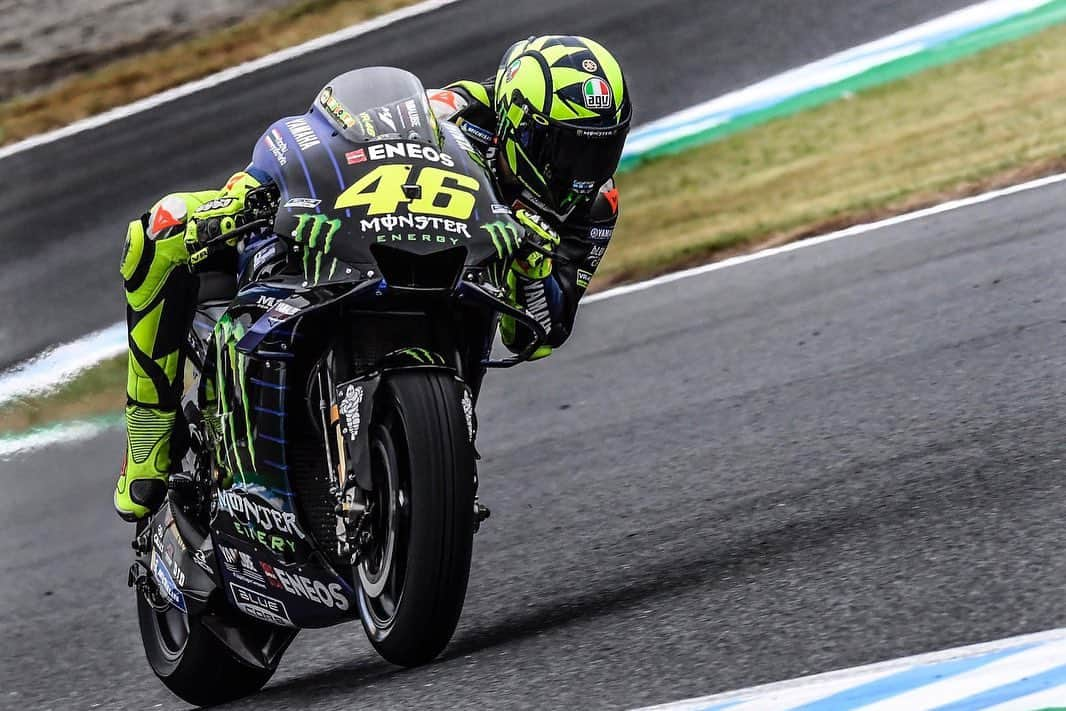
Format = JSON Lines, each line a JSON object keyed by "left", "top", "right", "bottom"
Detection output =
{"left": 586, "top": 178, "right": 620, "bottom": 225}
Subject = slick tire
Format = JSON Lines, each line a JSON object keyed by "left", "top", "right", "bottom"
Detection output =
{"left": 136, "top": 592, "right": 277, "bottom": 706}
{"left": 357, "top": 371, "right": 476, "bottom": 666}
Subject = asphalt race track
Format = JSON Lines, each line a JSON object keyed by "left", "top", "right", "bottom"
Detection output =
{"left": 4, "top": 177, "right": 1066, "bottom": 709}
{"left": 8, "top": 1, "right": 1058, "bottom": 710}
{"left": 0, "top": 0, "right": 977, "bottom": 367}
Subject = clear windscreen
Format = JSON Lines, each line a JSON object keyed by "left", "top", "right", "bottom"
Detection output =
{"left": 316, "top": 66, "right": 439, "bottom": 145}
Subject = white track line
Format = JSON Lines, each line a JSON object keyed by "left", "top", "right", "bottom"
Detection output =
{"left": 0, "top": 0, "right": 463, "bottom": 161}
{"left": 0, "top": 417, "right": 122, "bottom": 460}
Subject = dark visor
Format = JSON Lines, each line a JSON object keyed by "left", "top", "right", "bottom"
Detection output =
{"left": 515, "top": 108, "right": 631, "bottom": 212}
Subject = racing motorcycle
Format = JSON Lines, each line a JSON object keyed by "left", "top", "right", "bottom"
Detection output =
{"left": 128, "top": 67, "right": 546, "bottom": 706}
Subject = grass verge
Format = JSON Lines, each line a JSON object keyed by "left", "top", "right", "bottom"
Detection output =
{"left": 0, "top": 0, "right": 423, "bottom": 146}
{"left": 2, "top": 23, "right": 1065, "bottom": 434}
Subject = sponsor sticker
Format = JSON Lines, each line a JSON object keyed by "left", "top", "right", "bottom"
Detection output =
{"left": 491, "top": 203, "right": 511, "bottom": 215}
{"left": 148, "top": 198, "right": 186, "bottom": 238}
{"left": 506, "top": 59, "right": 521, "bottom": 81}
{"left": 339, "top": 384, "right": 364, "bottom": 437}
{"left": 582, "top": 58, "right": 598, "bottom": 72}
{"left": 284, "top": 197, "right": 321, "bottom": 209}
{"left": 457, "top": 119, "right": 494, "bottom": 145}
{"left": 357, "top": 112, "right": 377, "bottom": 137}
{"left": 194, "top": 197, "right": 236, "bottom": 214}
{"left": 360, "top": 214, "right": 470, "bottom": 239}
{"left": 218, "top": 489, "right": 307, "bottom": 553}
{"left": 252, "top": 245, "right": 277, "bottom": 272}
{"left": 264, "top": 129, "right": 288, "bottom": 165}
{"left": 231, "top": 583, "right": 294, "bottom": 627}
{"left": 588, "top": 244, "right": 607, "bottom": 268}
{"left": 582, "top": 77, "right": 613, "bottom": 110}
{"left": 286, "top": 118, "right": 321, "bottom": 151}
{"left": 444, "top": 122, "right": 477, "bottom": 154}
{"left": 352, "top": 141, "right": 455, "bottom": 167}
{"left": 270, "top": 567, "right": 350, "bottom": 611}
{"left": 403, "top": 99, "right": 422, "bottom": 127}
{"left": 152, "top": 553, "right": 187, "bottom": 612}
{"left": 376, "top": 107, "right": 397, "bottom": 132}
{"left": 219, "top": 545, "right": 267, "bottom": 589}
{"left": 577, "top": 269, "right": 594, "bottom": 289}
{"left": 318, "top": 88, "right": 356, "bottom": 130}
{"left": 571, "top": 179, "right": 597, "bottom": 194}
{"left": 589, "top": 226, "right": 613, "bottom": 242}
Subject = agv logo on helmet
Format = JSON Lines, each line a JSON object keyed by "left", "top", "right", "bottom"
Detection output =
{"left": 582, "top": 78, "right": 613, "bottom": 109}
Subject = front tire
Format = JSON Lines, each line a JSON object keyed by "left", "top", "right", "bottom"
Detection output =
{"left": 357, "top": 371, "right": 476, "bottom": 666}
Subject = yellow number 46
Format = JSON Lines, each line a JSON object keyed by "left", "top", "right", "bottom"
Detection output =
{"left": 335, "top": 164, "right": 480, "bottom": 219}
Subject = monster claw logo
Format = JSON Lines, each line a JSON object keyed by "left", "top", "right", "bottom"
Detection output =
{"left": 292, "top": 213, "right": 342, "bottom": 284}
{"left": 481, "top": 221, "right": 522, "bottom": 259}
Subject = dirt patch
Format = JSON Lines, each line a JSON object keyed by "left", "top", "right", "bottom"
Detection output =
{"left": 0, "top": 0, "right": 295, "bottom": 100}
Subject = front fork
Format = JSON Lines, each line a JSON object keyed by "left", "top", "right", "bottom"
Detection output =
{"left": 315, "top": 353, "right": 490, "bottom": 566}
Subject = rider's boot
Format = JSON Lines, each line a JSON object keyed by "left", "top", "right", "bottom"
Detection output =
{"left": 115, "top": 405, "right": 176, "bottom": 521}
{"left": 114, "top": 193, "right": 210, "bottom": 521}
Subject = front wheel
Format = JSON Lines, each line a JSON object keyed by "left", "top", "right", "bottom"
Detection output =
{"left": 356, "top": 371, "right": 476, "bottom": 666}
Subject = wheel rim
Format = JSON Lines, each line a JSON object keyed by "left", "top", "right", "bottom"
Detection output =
{"left": 148, "top": 598, "right": 190, "bottom": 662}
{"left": 357, "top": 418, "right": 410, "bottom": 635}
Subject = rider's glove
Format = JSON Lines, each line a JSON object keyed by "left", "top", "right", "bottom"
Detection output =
{"left": 501, "top": 208, "right": 561, "bottom": 360}
{"left": 511, "top": 208, "right": 560, "bottom": 280}
{"left": 183, "top": 173, "right": 277, "bottom": 265}
{"left": 184, "top": 194, "right": 250, "bottom": 265}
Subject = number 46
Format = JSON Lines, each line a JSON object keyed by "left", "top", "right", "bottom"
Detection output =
{"left": 335, "top": 164, "right": 480, "bottom": 220}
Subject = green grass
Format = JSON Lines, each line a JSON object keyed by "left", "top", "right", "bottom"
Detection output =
{"left": 2, "top": 22, "right": 1065, "bottom": 434}
{"left": 0, "top": 356, "right": 127, "bottom": 432}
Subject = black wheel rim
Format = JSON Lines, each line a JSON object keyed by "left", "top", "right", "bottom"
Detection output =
{"left": 148, "top": 597, "right": 190, "bottom": 662}
{"left": 357, "top": 415, "right": 411, "bottom": 637}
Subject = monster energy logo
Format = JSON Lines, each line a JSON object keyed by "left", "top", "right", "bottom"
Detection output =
{"left": 481, "top": 221, "right": 521, "bottom": 259}
{"left": 292, "top": 213, "right": 341, "bottom": 284}
{"left": 400, "top": 348, "right": 444, "bottom": 365}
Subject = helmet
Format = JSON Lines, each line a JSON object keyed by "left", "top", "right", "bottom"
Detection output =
{"left": 494, "top": 36, "right": 631, "bottom": 216}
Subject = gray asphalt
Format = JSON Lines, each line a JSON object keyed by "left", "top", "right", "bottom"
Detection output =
{"left": 0, "top": 0, "right": 977, "bottom": 367}
{"left": 3, "top": 178, "right": 1065, "bottom": 710}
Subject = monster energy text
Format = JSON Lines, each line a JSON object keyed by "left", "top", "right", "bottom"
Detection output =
{"left": 361, "top": 215, "right": 471, "bottom": 239}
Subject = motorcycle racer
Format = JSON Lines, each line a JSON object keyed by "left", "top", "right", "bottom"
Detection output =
{"left": 115, "top": 35, "right": 632, "bottom": 521}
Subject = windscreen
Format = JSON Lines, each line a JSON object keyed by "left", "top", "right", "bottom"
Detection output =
{"left": 315, "top": 66, "right": 439, "bottom": 146}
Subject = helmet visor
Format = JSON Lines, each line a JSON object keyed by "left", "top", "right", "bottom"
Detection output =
{"left": 515, "top": 109, "right": 631, "bottom": 212}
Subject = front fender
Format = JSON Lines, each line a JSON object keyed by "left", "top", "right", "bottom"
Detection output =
{"left": 333, "top": 348, "right": 464, "bottom": 493}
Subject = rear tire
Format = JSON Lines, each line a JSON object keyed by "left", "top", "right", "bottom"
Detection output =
{"left": 357, "top": 371, "right": 476, "bottom": 666}
{"left": 136, "top": 591, "right": 279, "bottom": 706}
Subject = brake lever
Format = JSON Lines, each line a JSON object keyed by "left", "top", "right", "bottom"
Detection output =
{"left": 188, "top": 218, "right": 271, "bottom": 268}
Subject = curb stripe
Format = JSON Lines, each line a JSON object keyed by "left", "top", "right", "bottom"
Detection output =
{"left": 934, "top": 664, "right": 1066, "bottom": 710}
{"left": 618, "top": 0, "right": 1066, "bottom": 170}
{"left": 636, "top": 629, "right": 1066, "bottom": 711}
{"left": 790, "top": 644, "right": 1036, "bottom": 710}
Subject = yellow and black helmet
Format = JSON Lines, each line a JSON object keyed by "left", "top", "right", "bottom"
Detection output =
{"left": 494, "top": 36, "right": 631, "bottom": 215}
